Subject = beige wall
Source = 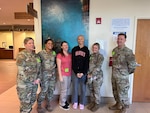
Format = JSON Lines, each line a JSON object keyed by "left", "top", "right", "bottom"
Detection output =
{"left": 13, "top": 31, "right": 35, "bottom": 59}
{"left": 89, "top": 0, "right": 150, "bottom": 103}
{"left": 0, "top": 31, "right": 35, "bottom": 59}
{"left": 0, "top": 32, "right": 13, "bottom": 49}
{"left": 34, "top": 0, "right": 150, "bottom": 103}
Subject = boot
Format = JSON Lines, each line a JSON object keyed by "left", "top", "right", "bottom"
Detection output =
{"left": 109, "top": 102, "right": 122, "bottom": 110}
{"left": 46, "top": 104, "right": 53, "bottom": 112}
{"left": 91, "top": 103, "right": 100, "bottom": 112}
{"left": 37, "top": 105, "right": 45, "bottom": 113}
{"left": 87, "top": 102, "right": 95, "bottom": 110}
{"left": 118, "top": 108, "right": 127, "bottom": 113}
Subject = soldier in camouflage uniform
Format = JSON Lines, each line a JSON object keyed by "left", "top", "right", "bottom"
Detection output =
{"left": 37, "top": 39, "right": 56, "bottom": 113}
{"left": 87, "top": 43, "right": 104, "bottom": 112}
{"left": 16, "top": 37, "right": 41, "bottom": 113}
{"left": 109, "top": 33, "right": 137, "bottom": 113}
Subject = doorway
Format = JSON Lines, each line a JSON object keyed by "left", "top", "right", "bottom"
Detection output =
{"left": 133, "top": 19, "right": 150, "bottom": 102}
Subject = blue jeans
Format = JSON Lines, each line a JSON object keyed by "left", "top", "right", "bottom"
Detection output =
{"left": 72, "top": 72, "right": 87, "bottom": 105}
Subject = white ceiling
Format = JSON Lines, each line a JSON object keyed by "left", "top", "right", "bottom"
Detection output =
{"left": 0, "top": 0, "right": 34, "bottom": 25}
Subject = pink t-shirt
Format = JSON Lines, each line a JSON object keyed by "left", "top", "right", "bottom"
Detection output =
{"left": 57, "top": 53, "right": 72, "bottom": 76}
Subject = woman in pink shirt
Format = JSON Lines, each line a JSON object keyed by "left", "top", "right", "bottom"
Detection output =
{"left": 56, "top": 41, "right": 72, "bottom": 110}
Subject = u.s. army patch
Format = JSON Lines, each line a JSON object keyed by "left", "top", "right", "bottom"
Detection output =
{"left": 112, "top": 51, "right": 115, "bottom": 56}
{"left": 52, "top": 51, "right": 56, "bottom": 56}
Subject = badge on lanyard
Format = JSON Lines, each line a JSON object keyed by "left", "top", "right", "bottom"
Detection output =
{"left": 65, "top": 68, "right": 69, "bottom": 72}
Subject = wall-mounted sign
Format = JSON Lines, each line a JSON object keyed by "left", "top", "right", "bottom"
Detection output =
{"left": 96, "top": 18, "right": 101, "bottom": 24}
{"left": 111, "top": 18, "right": 130, "bottom": 32}
{"left": 112, "top": 32, "right": 126, "bottom": 41}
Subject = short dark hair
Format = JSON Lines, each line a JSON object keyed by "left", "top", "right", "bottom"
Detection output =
{"left": 44, "top": 39, "right": 54, "bottom": 44}
{"left": 92, "top": 42, "right": 100, "bottom": 49}
{"left": 118, "top": 33, "right": 127, "bottom": 39}
{"left": 60, "top": 41, "right": 68, "bottom": 57}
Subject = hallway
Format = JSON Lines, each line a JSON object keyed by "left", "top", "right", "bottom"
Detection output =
{"left": 0, "top": 60, "right": 150, "bottom": 113}
{"left": 0, "top": 60, "right": 17, "bottom": 94}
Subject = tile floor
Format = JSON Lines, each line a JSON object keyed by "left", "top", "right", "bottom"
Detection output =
{"left": 0, "top": 60, "right": 150, "bottom": 113}
{"left": 0, "top": 59, "right": 17, "bottom": 94}
{"left": 0, "top": 87, "right": 150, "bottom": 113}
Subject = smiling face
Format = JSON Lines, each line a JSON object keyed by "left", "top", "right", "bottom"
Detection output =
{"left": 61, "top": 42, "right": 68, "bottom": 52}
{"left": 24, "top": 39, "right": 35, "bottom": 52}
{"left": 117, "top": 34, "right": 126, "bottom": 48}
{"left": 45, "top": 40, "right": 53, "bottom": 51}
{"left": 77, "top": 35, "right": 84, "bottom": 46}
{"left": 92, "top": 44, "right": 99, "bottom": 53}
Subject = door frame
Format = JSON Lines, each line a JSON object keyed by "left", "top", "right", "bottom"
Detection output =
{"left": 130, "top": 17, "right": 150, "bottom": 103}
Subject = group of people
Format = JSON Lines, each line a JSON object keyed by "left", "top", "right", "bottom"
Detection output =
{"left": 16, "top": 33, "right": 137, "bottom": 113}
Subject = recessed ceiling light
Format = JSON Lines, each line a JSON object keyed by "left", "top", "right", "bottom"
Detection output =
{"left": 27, "top": 19, "right": 30, "bottom": 21}
{"left": 3, "top": 22, "right": 6, "bottom": 25}
{"left": 0, "top": 8, "right": 1, "bottom": 10}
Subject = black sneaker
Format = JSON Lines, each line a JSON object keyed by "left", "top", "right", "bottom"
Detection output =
{"left": 65, "top": 101, "right": 70, "bottom": 107}
{"left": 59, "top": 104, "right": 69, "bottom": 110}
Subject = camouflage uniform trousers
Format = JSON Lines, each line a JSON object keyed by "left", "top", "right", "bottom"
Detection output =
{"left": 17, "top": 84, "right": 38, "bottom": 113}
{"left": 88, "top": 76, "right": 103, "bottom": 104}
{"left": 37, "top": 74, "right": 56, "bottom": 105}
{"left": 112, "top": 68, "right": 130, "bottom": 107}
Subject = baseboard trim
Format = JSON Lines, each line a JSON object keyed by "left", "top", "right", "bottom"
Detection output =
{"left": 52, "top": 95, "right": 115, "bottom": 105}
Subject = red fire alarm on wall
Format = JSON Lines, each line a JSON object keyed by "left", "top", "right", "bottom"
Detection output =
{"left": 96, "top": 18, "right": 102, "bottom": 24}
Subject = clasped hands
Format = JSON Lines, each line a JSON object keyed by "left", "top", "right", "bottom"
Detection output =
{"left": 77, "top": 73, "right": 84, "bottom": 78}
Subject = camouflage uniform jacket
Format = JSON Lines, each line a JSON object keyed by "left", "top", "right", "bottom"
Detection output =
{"left": 88, "top": 53, "right": 104, "bottom": 78}
{"left": 16, "top": 49, "right": 41, "bottom": 86}
{"left": 112, "top": 46, "right": 137, "bottom": 76}
{"left": 38, "top": 50, "right": 56, "bottom": 80}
